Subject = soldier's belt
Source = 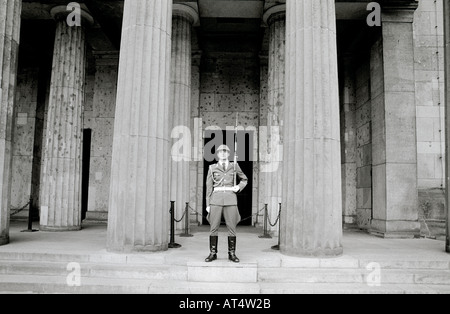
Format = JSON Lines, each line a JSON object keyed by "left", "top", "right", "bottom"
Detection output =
{"left": 214, "top": 187, "right": 235, "bottom": 192}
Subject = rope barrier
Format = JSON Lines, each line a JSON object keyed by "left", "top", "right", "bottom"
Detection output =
{"left": 173, "top": 207, "right": 188, "bottom": 223}
{"left": 169, "top": 201, "right": 281, "bottom": 249}
{"left": 179, "top": 203, "right": 193, "bottom": 238}
{"left": 240, "top": 205, "right": 266, "bottom": 223}
{"left": 267, "top": 208, "right": 281, "bottom": 227}
{"left": 10, "top": 200, "right": 31, "bottom": 216}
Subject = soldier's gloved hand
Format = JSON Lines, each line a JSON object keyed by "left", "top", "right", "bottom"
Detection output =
{"left": 206, "top": 206, "right": 211, "bottom": 213}
{"left": 232, "top": 186, "right": 240, "bottom": 193}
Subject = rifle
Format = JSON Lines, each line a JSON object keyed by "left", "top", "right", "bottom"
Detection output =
{"left": 234, "top": 113, "right": 239, "bottom": 187}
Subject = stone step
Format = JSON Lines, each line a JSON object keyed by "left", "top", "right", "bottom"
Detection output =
{"left": 266, "top": 256, "right": 450, "bottom": 270}
{"left": 187, "top": 261, "right": 258, "bottom": 283}
{"left": 258, "top": 282, "right": 450, "bottom": 294}
{"left": 258, "top": 268, "right": 450, "bottom": 285}
{"left": 0, "top": 275, "right": 261, "bottom": 294}
{"left": 0, "top": 260, "right": 187, "bottom": 281}
{"left": 1, "top": 251, "right": 449, "bottom": 271}
{"left": 1, "top": 274, "right": 449, "bottom": 294}
{"left": 2, "top": 259, "right": 449, "bottom": 286}
{"left": 0, "top": 251, "right": 167, "bottom": 265}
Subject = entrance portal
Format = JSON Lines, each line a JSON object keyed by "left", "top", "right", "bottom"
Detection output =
{"left": 202, "top": 130, "right": 254, "bottom": 226}
{"left": 81, "top": 129, "right": 92, "bottom": 221}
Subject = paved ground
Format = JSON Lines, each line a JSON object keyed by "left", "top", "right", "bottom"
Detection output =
{"left": 1, "top": 221, "right": 449, "bottom": 265}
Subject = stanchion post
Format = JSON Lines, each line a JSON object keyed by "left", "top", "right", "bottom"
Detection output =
{"left": 259, "top": 204, "right": 272, "bottom": 239}
{"left": 168, "top": 201, "right": 181, "bottom": 248}
{"left": 271, "top": 203, "right": 281, "bottom": 250}
{"left": 180, "top": 202, "right": 194, "bottom": 238}
{"left": 21, "top": 196, "right": 38, "bottom": 233}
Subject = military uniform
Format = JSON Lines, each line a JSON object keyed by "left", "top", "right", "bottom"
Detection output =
{"left": 204, "top": 145, "right": 248, "bottom": 263}
{"left": 206, "top": 161, "right": 248, "bottom": 237}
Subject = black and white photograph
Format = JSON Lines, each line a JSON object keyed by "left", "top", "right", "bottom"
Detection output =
{"left": 0, "top": 0, "right": 449, "bottom": 300}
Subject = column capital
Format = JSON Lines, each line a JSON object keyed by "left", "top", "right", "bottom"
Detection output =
{"left": 173, "top": 4, "right": 199, "bottom": 26}
{"left": 263, "top": 4, "right": 286, "bottom": 26}
{"left": 192, "top": 50, "right": 203, "bottom": 66}
{"left": 50, "top": 5, "right": 94, "bottom": 27}
{"left": 381, "top": 2, "right": 418, "bottom": 23}
{"left": 93, "top": 51, "right": 119, "bottom": 67}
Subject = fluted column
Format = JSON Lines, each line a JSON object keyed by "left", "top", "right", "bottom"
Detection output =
{"left": 39, "top": 6, "right": 92, "bottom": 231}
{"left": 170, "top": 4, "right": 198, "bottom": 233}
{"left": 262, "top": 5, "right": 285, "bottom": 234}
{"left": 0, "top": 0, "right": 22, "bottom": 245}
{"left": 281, "top": 0, "right": 343, "bottom": 256}
{"left": 107, "top": 0, "right": 173, "bottom": 252}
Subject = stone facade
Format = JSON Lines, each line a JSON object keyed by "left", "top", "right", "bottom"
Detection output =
{"left": 414, "top": 0, "right": 447, "bottom": 239}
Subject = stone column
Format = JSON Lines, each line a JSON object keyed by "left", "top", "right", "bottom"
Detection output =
{"left": 262, "top": 5, "right": 285, "bottom": 234}
{"left": 107, "top": 0, "right": 173, "bottom": 252}
{"left": 340, "top": 56, "right": 357, "bottom": 229}
{"left": 39, "top": 6, "right": 93, "bottom": 231}
{"left": 370, "top": 6, "right": 420, "bottom": 238}
{"left": 190, "top": 49, "right": 202, "bottom": 225}
{"left": 0, "top": 0, "right": 22, "bottom": 245}
{"left": 170, "top": 4, "right": 198, "bottom": 233}
{"left": 281, "top": 0, "right": 343, "bottom": 256}
{"left": 258, "top": 52, "right": 268, "bottom": 226}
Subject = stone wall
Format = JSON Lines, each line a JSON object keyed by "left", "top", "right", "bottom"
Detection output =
{"left": 84, "top": 52, "right": 118, "bottom": 223}
{"left": 197, "top": 52, "right": 261, "bottom": 223}
{"left": 340, "top": 60, "right": 357, "bottom": 229}
{"left": 413, "top": 0, "right": 446, "bottom": 238}
{"left": 355, "top": 60, "right": 373, "bottom": 230}
{"left": 10, "top": 67, "right": 39, "bottom": 220}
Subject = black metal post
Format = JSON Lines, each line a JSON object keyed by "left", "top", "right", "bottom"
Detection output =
{"left": 259, "top": 204, "right": 272, "bottom": 239}
{"left": 444, "top": 0, "right": 450, "bottom": 253}
{"left": 180, "top": 203, "right": 193, "bottom": 238}
{"left": 168, "top": 201, "right": 181, "bottom": 248}
{"left": 21, "top": 196, "right": 38, "bottom": 233}
{"left": 271, "top": 203, "right": 281, "bottom": 251}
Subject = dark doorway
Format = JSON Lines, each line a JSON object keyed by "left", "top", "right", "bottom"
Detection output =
{"left": 81, "top": 129, "right": 92, "bottom": 221}
{"left": 202, "top": 130, "right": 254, "bottom": 226}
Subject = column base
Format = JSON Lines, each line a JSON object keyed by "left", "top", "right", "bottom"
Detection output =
{"left": 0, "top": 235, "right": 9, "bottom": 246}
{"left": 370, "top": 219, "right": 420, "bottom": 239}
{"left": 39, "top": 225, "right": 82, "bottom": 232}
{"left": 84, "top": 211, "right": 108, "bottom": 224}
{"left": 281, "top": 246, "right": 343, "bottom": 258}
{"left": 107, "top": 243, "right": 169, "bottom": 253}
{"left": 343, "top": 216, "right": 359, "bottom": 231}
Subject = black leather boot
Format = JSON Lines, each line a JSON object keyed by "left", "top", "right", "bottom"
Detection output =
{"left": 228, "top": 236, "right": 240, "bottom": 263}
{"left": 205, "top": 236, "right": 218, "bottom": 262}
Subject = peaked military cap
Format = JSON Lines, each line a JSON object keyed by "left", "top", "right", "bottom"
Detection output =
{"left": 217, "top": 145, "right": 231, "bottom": 152}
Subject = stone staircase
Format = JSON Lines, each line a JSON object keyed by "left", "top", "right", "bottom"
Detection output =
{"left": 0, "top": 251, "right": 449, "bottom": 294}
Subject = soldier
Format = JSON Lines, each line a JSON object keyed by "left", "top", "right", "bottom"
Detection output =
{"left": 205, "top": 145, "right": 248, "bottom": 263}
